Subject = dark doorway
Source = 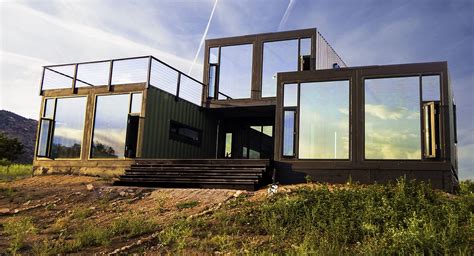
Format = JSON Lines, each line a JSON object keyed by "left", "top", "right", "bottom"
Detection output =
{"left": 125, "top": 114, "right": 139, "bottom": 158}
{"left": 219, "top": 118, "right": 274, "bottom": 159}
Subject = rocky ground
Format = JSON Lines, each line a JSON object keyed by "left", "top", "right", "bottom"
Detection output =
{"left": 0, "top": 175, "right": 244, "bottom": 254}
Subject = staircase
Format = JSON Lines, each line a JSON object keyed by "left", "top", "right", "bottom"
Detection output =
{"left": 114, "top": 159, "right": 271, "bottom": 190}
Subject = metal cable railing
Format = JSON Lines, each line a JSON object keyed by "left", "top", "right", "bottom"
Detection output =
{"left": 40, "top": 56, "right": 206, "bottom": 106}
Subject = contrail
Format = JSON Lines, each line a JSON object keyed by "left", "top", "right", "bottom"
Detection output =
{"left": 188, "top": 0, "right": 219, "bottom": 76}
{"left": 277, "top": 0, "right": 296, "bottom": 31}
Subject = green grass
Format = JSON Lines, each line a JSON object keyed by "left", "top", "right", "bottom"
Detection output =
{"left": 159, "top": 179, "right": 474, "bottom": 255}
{"left": 176, "top": 200, "right": 200, "bottom": 209}
{"left": 0, "top": 164, "right": 32, "bottom": 181}
{"left": 3, "top": 217, "right": 37, "bottom": 254}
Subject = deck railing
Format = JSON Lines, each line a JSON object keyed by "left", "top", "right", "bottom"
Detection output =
{"left": 40, "top": 56, "right": 205, "bottom": 106}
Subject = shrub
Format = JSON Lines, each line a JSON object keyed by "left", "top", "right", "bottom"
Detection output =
{"left": 176, "top": 200, "right": 200, "bottom": 209}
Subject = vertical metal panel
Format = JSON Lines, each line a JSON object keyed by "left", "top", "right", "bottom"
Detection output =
{"left": 315, "top": 32, "right": 347, "bottom": 69}
{"left": 142, "top": 87, "right": 217, "bottom": 159}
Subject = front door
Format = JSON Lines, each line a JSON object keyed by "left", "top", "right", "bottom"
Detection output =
{"left": 220, "top": 119, "right": 274, "bottom": 159}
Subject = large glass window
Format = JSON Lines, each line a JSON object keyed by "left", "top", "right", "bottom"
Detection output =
{"left": 262, "top": 40, "right": 298, "bottom": 97}
{"left": 91, "top": 93, "right": 142, "bottom": 158}
{"left": 365, "top": 77, "right": 421, "bottom": 159}
{"left": 218, "top": 44, "right": 253, "bottom": 99}
{"left": 299, "top": 80, "right": 349, "bottom": 159}
{"left": 50, "top": 97, "right": 87, "bottom": 158}
{"left": 283, "top": 111, "right": 295, "bottom": 156}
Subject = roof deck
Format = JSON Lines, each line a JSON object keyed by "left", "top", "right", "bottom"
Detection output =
{"left": 40, "top": 55, "right": 205, "bottom": 106}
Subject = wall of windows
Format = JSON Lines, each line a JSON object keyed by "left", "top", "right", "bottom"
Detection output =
{"left": 365, "top": 77, "right": 421, "bottom": 159}
{"left": 91, "top": 93, "right": 142, "bottom": 158}
{"left": 37, "top": 97, "right": 87, "bottom": 159}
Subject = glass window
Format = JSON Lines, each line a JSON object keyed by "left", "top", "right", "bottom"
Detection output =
{"left": 284, "top": 83, "right": 298, "bottom": 107}
{"left": 422, "top": 75, "right": 440, "bottom": 101}
{"left": 91, "top": 94, "right": 130, "bottom": 158}
{"left": 218, "top": 44, "right": 253, "bottom": 99}
{"left": 130, "top": 93, "right": 142, "bottom": 114}
{"left": 300, "top": 38, "right": 312, "bottom": 56}
{"left": 262, "top": 40, "right": 298, "bottom": 97}
{"left": 299, "top": 80, "right": 349, "bottom": 159}
{"left": 209, "top": 47, "right": 219, "bottom": 64}
{"left": 209, "top": 64, "right": 217, "bottom": 98}
{"left": 225, "top": 133, "right": 232, "bottom": 157}
{"left": 169, "top": 121, "right": 201, "bottom": 146}
{"left": 365, "top": 77, "right": 421, "bottom": 159}
{"left": 37, "top": 119, "right": 52, "bottom": 157}
{"left": 43, "top": 98, "right": 55, "bottom": 118}
{"left": 51, "top": 97, "right": 87, "bottom": 158}
{"left": 283, "top": 110, "right": 295, "bottom": 156}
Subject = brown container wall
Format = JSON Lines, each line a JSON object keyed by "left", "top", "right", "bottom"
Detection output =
{"left": 141, "top": 87, "right": 217, "bottom": 159}
{"left": 316, "top": 31, "right": 346, "bottom": 69}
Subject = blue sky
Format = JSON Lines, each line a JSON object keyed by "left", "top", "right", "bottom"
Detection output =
{"left": 0, "top": 0, "right": 472, "bottom": 178}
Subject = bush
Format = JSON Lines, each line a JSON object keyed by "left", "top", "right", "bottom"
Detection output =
{"left": 0, "top": 133, "right": 24, "bottom": 162}
{"left": 0, "top": 164, "right": 32, "bottom": 181}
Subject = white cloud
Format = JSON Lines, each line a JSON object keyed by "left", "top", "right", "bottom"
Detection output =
{"left": 365, "top": 104, "right": 419, "bottom": 120}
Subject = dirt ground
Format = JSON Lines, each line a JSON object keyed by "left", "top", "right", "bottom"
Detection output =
{"left": 0, "top": 175, "right": 244, "bottom": 254}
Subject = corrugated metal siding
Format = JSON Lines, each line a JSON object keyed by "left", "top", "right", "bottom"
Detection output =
{"left": 316, "top": 31, "right": 347, "bottom": 69}
{"left": 142, "top": 87, "right": 217, "bottom": 158}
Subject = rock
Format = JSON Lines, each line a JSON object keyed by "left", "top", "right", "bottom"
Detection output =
{"left": 119, "top": 191, "right": 127, "bottom": 197}
{"left": 23, "top": 200, "right": 31, "bottom": 206}
{"left": 86, "top": 184, "right": 94, "bottom": 191}
{"left": 0, "top": 208, "right": 10, "bottom": 214}
{"left": 89, "top": 206, "right": 96, "bottom": 210}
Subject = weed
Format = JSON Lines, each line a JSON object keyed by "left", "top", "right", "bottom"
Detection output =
{"left": 176, "top": 200, "right": 200, "bottom": 209}
{"left": 71, "top": 207, "right": 94, "bottom": 220}
{"left": 111, "top": 215, "right": 157, "bottom": 238}
{"left": 3, "top": 216, "right": 37, "bottom": 254}
{"left": 159, "top": 219, "right": 192, "bottom": 250}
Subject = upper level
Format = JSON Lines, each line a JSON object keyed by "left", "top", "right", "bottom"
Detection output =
{"left": 203, "top": 28, "right": 346, "bottom": 107}
{"left": 38, "top": 28, "right": 344, "bottom": 109}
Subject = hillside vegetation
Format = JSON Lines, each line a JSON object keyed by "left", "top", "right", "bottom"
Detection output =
{"left": 0, "top": 176, "right": 472, "bottom": 255}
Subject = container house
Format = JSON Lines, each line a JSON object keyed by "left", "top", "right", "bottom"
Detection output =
{"left": 33, "top": 28, "right": 459, "bottom": 191}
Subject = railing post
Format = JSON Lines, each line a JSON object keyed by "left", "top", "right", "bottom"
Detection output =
{"left": 39, "top": 67, "right": 45, "bottom": 96}
{"left": 146, "top": 56, "right": 152, "bottom": 88}
{"left": 108, "top": 60, "right": 114, "bottom": 92}
{"left": 175, "top": 73, "right": 181, "bottom": 101}
{"left": 72, "top": 63, "right": 78, "bottom": 94}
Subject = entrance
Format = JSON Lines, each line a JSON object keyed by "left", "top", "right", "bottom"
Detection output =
{"left": 219, "top": 118, "right": 274, "bottom": 159}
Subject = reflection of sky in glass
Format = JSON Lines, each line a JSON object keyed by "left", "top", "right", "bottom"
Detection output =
{"left": 209, "top": 47, "right": 219, "bottom": 64}
{"left": 43, "top": 98, "right": 55, "bottom": 118}
{"left": 51, "top": 97, "right": 87, "bottom": 158}
{"left": 218, "top": 44, "right": 253, "bottom": 99}
{"left": 76, "top": 61, "right": 109, "bottom": 87}
{"left": 92, "top": 94, "right": 130, "bottom": 158}
{"left": 422, "top": 75, "right": 440, "bottom": 101}
{"left": 130, "top": 93, "right": 142, "bottom": 113}
{"left": 283, "top": 111, "right": 295, "bottom": 156}
{"left": 225, "top": 133, "right": 232, "bottom": 157}
{"left": 283, "top": 83, "right": 298, "bottom": 107}
{"left": 299, "top": 81, "right": 349, "bottom": 159}
{"left": 300, "top": 38, "right": 311, "bottom": 56}
{"left": 262, "top": 40, "right": 298, "bottom": 97}
{"left": 365, "top": 77, "right": 421, "bottom": 159}
{"left": 111, "top": 58, "right": 148, "bottom": 85}
{"left": 37, "top": 120, "right": 51, "bottom": 157}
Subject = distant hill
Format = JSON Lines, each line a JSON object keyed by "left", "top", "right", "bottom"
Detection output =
{"left": 0, "top": 110, "right": 37, "bottom": 164}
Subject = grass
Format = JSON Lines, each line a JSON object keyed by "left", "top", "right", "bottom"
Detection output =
{"left": 3, "top": 217, "right": 37, "bottom": 254}
{"left": 0, "top": 164, "right": 32, "bottom": 181}
{"left": 157, "top": 179, "right": 474, "bottom": 255}
{"left": 176, "top": 200, "right": 200, "bottom": 209}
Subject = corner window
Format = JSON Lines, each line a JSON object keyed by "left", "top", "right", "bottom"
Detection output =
{"left": 169, "top": 121, "right": 201, "bottom": 146}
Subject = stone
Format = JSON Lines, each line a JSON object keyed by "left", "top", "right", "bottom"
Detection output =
{"left": 0, "top": 208, "right": 10, "bottom": 214}
{"left": 119, "top": 191, "right": 127, "bottom": 197}
{"left": 23, "top": 200, "right": 31, "bottom": 206}
{"left": 86, "top": 184, "right": 94, "bottom": 191}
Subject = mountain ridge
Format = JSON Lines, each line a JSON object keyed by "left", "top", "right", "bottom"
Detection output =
{"left": 0, "top": 109, "right": 37, "bottom": 163}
